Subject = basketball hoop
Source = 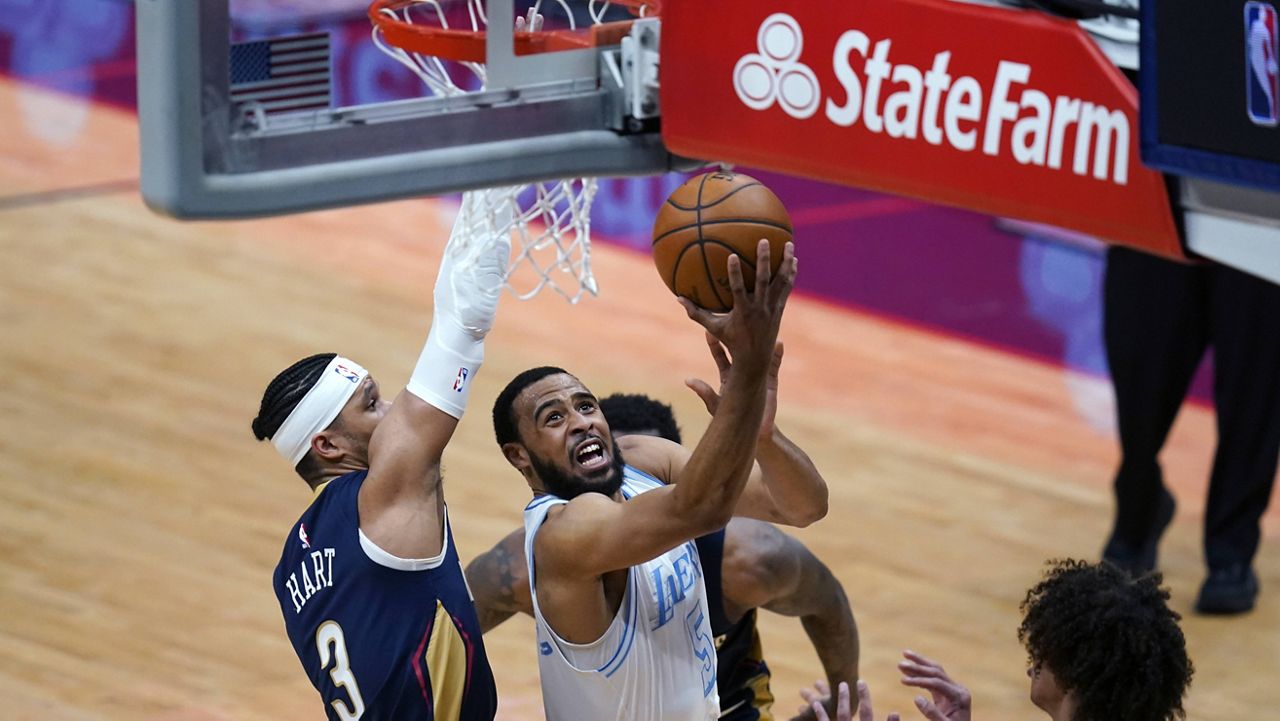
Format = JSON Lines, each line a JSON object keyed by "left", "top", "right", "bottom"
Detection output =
{"left": 370, "top": 0, "right": 660, "bottom": 303}
{"left": 369, "top": 0, "right": 657, "bottom": 63}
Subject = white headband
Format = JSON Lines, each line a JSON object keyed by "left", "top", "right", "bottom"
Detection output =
{"left": 272, "top": 356, "right": 369, "bottom": 467}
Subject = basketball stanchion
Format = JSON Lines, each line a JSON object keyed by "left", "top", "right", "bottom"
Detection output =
{"left": 369, "top": 0, "right": 660, "bottom": 303}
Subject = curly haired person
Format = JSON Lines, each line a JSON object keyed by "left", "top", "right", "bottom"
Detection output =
{"left": 812, "top": 559, "right": 1193, "bottom": 721}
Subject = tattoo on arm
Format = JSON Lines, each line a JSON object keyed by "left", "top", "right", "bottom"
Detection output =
{"left": 761, "top": 546, "right": 860, "bottom": 701}
{"left": 722, "top": 521, "right": 858, "bottom": 704}
{"left": 465, "top": 531, "right": 529, "bottom": 634}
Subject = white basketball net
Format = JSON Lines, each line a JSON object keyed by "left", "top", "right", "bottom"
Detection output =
{"left": 371, "top": 0, "right": 610, "bottom": 303}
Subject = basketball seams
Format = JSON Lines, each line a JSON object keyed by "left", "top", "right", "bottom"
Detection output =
{"left": 697, "top": 236, "right": 772, "bottom": 311}
{"left": 692, "top": 176, "right": 731, "bottom": 309}
{"left": 694, "top": 173, "right": 709, "bottom": 234}
{"left": 699, "top": 238, "right": 760, "bottom": 272}
{"left": 700, "top": 237, "right": 758, "bottom": 306}
{"left": 666, "top": 239, "right": 730, "bottom": 312}
{"left": 667, "top": 241, "right": 701, "bottom": 294}
{"left": 696, "top": 244, "right": 731, "bottom": 311}
{"left": 693, "top": 181, "right": 764, "bottom": 210}
{"left": 652, "top": 171, "right": 789, "bottom": 313}
{"left": 663, "top": 181, "right": 763, "bottom": 212}
{"left": 651, "top": 218, "right": 793, "bottom": 246}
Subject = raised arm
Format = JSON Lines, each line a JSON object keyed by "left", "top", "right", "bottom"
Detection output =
{"left": 684, "top": 335, "right": 828, "bottom": 527}
{"left": 748, "top": 422, "right": 829, "bottom": 526}
{"left": 360, "top": 218, "right": 509, "bottom": 556}
{"left": 715, "top": 519, "right": 859, "bottom": 721}
{"left": 537, "top": 240, "right": 797, "bottom": 579}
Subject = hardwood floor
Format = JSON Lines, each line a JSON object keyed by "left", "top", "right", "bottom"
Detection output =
{"left": 0, "top": 79, "right": 1275, "bottom": 720}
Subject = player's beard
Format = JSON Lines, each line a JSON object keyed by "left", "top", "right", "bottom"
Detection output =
{"left": 532, "top": 441, "right": 626, "bottom": 500}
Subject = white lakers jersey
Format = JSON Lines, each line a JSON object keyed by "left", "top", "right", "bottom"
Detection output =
{"left": 523, "top": 466, "right": 720, "bottom": 721}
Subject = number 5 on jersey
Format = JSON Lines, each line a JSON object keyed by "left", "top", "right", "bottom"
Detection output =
{"left": 685, "top": 607, "right": 716, "bottom": 697}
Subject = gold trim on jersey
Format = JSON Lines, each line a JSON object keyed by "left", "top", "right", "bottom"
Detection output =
{"left": 745, "top": 668, "right": 776, "bottom": 721}
{"left": 425, "top": 600, "right": 467, "bottom": 721}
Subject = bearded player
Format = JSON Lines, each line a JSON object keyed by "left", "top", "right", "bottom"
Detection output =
{"left": 490, "top": 241, "right": 831, "bottom": 721}
{"left": 467, "top": 392, "right": 860, "bottom": 721}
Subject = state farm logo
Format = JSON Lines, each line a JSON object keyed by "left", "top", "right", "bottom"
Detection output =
{"left": 732, "top": 14, "right": 1132, "bottom": 186}
{"left": 733, "top": 13, "right": 820, "bottom": 119}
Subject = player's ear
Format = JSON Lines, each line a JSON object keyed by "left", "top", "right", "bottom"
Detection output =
{"left": 501, "top": 442, "right": 530, "bottom": 471}
{"left": 311, "top": 431, "right": 345, "bottom": 463}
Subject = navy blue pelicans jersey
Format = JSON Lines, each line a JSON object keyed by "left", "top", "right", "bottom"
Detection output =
{"left": 695, "top": 529, "right": 774, "bottom": 721}
{"left": 274, "top": 471, "right": 497, "bottom": 721}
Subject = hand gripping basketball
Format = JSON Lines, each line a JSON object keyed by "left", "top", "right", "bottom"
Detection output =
{"left": 653, "top": 171, "right": 793, "bottom": 312}
{"left": 680, "top": 238, "right": 796, "bottom": 377}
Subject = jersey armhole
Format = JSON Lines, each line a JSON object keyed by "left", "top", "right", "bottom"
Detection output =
{"left": 527, "top": 507, "right": 639, "bottom": 675}
{"left": 358, "top": 510, "right": 451, "bottom": 572}
{"left": 625, "top": 464, "right": 667, "bottom": 488}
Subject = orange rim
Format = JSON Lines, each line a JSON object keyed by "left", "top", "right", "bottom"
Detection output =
{"left": 369, "top": 0, "right": 660, "bottom": 63}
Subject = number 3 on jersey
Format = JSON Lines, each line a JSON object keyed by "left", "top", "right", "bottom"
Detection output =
{"left": 316, "top": 621, "right": 367, "bottom": 720}
{"left": 684, "top": 606, "right": 716, "bottom": 697}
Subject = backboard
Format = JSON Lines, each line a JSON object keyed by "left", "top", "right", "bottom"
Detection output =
{"left": 136, "top": 0, "right": 691, "bottom": 219}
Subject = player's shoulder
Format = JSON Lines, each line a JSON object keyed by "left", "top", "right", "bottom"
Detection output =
{"left": 536, "top": 491, "right": 623, "bottom": 539}
{"left": 617, "top": 432, "right": 677, "bottom": 455}
{"left": 720, "top": 518, "right": 802, "bottom": 598}
{"left": 528, "top": 493, "right": 610, "bottom": 568}
{"left": 548, "top": 491, "right": 616, "bottom": 520}
{"left": 276, "top": 473, "right": 364, "bottom": 563}
{"left": 724, "top": 516, "right": 791, "bottom": 555}
{"left": 617, "top": 434, "right": 685, "bottom": 483}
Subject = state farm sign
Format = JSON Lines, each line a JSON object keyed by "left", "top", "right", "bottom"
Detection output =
{"left": 663, "top": 0, "right": 1181, "bottom": 257}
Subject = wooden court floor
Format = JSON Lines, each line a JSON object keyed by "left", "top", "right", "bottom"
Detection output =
{"left": 1, "top": 80, "right": 1277, "bottom": 720}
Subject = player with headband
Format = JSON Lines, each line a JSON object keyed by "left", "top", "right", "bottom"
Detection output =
{"left": 251, "top": 219, "right": 508, "bottom": 721}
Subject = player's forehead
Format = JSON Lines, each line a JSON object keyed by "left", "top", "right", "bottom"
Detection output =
{"left": 516, "top": 373, "right": 593, "bottom": 414}
{"left": 337, "top": 375, "right": 377, "bottom": 415}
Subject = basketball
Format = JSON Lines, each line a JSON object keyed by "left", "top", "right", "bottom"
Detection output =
{"left": 651, "top": 171, "right": 793, "bottom": 312}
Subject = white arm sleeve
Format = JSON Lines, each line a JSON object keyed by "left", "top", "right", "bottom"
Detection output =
{"left": 406, "top": 318, "right": 484, "bottom": 419}
{"left": 406, "top": 203, "right": 511, "bottom": 417}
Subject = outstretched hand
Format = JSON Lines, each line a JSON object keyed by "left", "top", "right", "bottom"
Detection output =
{"left": 897, "top": 651, "right": 971, "bottom": 721}
{"left": 807, "top": 681, "right": 855, "bottom": 721}
{"left": 812, "top": 656, "right": 971, "bottom": 721}
{"left": 679, "top": 239, "right": 796, "bottom": 379}
{"left": 792, "top": 680, "right": 846, "bottom": 721}
{"left": 435, "top": 210, "right": 511, "bottom": 340}
{"left": 686, "top": 333, "right": 784, "bottom": 440}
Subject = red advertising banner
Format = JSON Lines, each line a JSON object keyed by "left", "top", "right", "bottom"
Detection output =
{"left": 661, "top": 0, "right": 1182, "bottom": 258}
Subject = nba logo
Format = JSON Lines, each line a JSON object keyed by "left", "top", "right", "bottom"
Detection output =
{"left": 1246, "top": 2, "right": 1279, "bottom": 127}
{"left": 453, "top": 367, "right": 468, "bottom": 392}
